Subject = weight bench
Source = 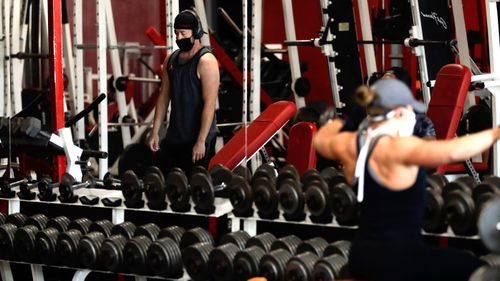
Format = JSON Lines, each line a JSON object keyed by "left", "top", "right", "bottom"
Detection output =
{"left": 426, "top": 64, "right": 488, "bottom": 173}
{"left": 286, "top": 121, "right": 317, "bottom": 178}
{"left": 208, "top": 101, "right": 297, "bottom": 170}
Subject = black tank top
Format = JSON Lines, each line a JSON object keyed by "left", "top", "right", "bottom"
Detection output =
{"left": 165, "top": 47, "right": 217, "bottom": 144}
{"left": 357, "top": 135, "right": 427, "bottom": 242}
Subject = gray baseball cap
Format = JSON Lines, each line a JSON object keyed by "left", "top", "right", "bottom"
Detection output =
{"left": 371, "top": 79, "right": 427, "bottom": 113}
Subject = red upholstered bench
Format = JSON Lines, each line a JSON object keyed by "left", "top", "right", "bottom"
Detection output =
{"left": 209, "top": 101, "right": 297, "bottom": 170}
{"left": 426, "top": 64, "right": 488, "bottom": 173}
{"left": 287, "top": 121, "right": 317, "bottom": 178}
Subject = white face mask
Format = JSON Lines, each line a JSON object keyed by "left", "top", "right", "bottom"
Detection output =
{"left": 396, "top": 108, "right": 417, "bottom": 137}
{"left": 367, "top": 108, "right": 416, "bottom": 137}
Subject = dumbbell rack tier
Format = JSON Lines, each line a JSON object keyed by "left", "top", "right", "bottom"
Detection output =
{"left": 0, "top": 260, "right": 190, "bottom": 281}
{"left": 230, "top": 213, "right": 480, "bottom": 241}
{"left": 0, "top": 188, "right": 233, "bottom": 281}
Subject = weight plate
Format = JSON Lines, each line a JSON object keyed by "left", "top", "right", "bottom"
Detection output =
{"left": 121, "top": 170, "right": 142, "bottom": 201}
{"left": 144, "top": 172, "right": 166, "bottom": 204}
{"left": 278, "top": 178, "right": 303, "bottom": 214}
{"left": 478, "top": 198, "right": 500, "bottom": 253}
{"left": 210, "top": 164, "right": 233, "bottom": 186}
{"left": 191, "top": 173, "right": 214, "bottom": 209}
{"left": 166, "top": 169, "right": 190, "bottom": 211}
{"left": 330, "top": 183, "right": 359, "bottom": 225}
{"left": 228, "top": 175, "right": 253, "bottom": 211}
{"left": 320, "top": 167, "right": 347, "bottom": 188}
{"left": 252, "top": 177, "right": 278, "bottom": 215}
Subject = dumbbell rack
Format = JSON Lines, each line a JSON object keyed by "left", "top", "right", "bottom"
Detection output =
{"left": 0, "top": 186, "right": 234, "bottom": 281}
{"left": 229, "top": 205, "right": 481, "bottom": 241}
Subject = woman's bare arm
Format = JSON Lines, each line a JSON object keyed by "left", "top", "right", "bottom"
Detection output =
{"left": 388, "top": 127, "right": 500, "bottom": 167}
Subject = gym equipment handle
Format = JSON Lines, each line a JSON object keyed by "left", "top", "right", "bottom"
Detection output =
{"left": 65, "top": 94, "right": 106, "bottom": 128}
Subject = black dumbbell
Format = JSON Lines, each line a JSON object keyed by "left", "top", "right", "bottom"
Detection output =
{"left": 78, "top": 219, "right": 114, "bottom": 269}
{"left": 443, "top": 176, "right": 478, "bottom": 236}
{"left": 0, "top": 224, "right": 18, "bottom": 260}
{"left": 208, "top": 231, "right": 251, "bottom": 281}
{"left": 473, "top": 176, "right": 500, "bottom": 215}
{"left": 233, "top": 165, "right": 252, "bottom": 182}
{"left": 304, "top": 168, "right": 343, "bottom": 224}
{"left": 58, "top": 172, "right": 99, "bottom": 203}
{"left": 285, "top": 251, "right": 320, "bottom": 281}
{"left": 0, "top": 214, "right": 28, "bottom": 260}
{"left": 179, "top": 227, "right": 214, "bottom": 250}
{"left": 245, "top": 232, "right": 277, "bottom": 252}
{"left": 182, "top": 242, "right": 214, "bottom": 281}
{"left": 122, "top": 167, "right": 167, "bottom": 210}
{"left": 17, "top": 178, "right": 48, "bottom": 200}
{"left": 0, "top": 178, "right": 29, "bottom": 198}
{"left": 158, "top": 225, "right": 185, "bottom": 244}
{"left": 278, "top": 165, "right": 306, "bottom": 222}
{"left": 259, "top": 248, "right": 293, "bottom": 281}
{"left": 147, "top": 236, "right": 183, "bottom": 278}
{"left": 323, "top": 240, "right": 351, "bottom": 260}
{"left": 191, "top": 164, "right": 234, "bottom": 214}
{"left": 179, "top": 227, "right": 215, "bottom": 280}
{"left": 146, "top": 226, "right": 186, "bottom": 278}
{"left": 296, "top": 237, "right": 329, "bottom": 257}
{"left": 286, "top": 237, "right": 328, "bottom": 280}
{"left": 14, "top": 214, "right": 49, "bottom": 262}
{"left": 37, "top": 178, "right": 59, "bottom": 202}
{"left": 234, "top": 246, "right": 266, "bottom": 281}
{"left": 330, "top": 181, "right": 359, "bottom": 226}
{"left": 35, "top": 216, "right": 71, "bottom": 265}
{"left": 252, "top": 164, "right": 279, "bottom": 220}
{"left": 5, "top": 213, "right": 27, "bottom": 227}
{"left": 270, "top": 235, "right": 302, "bottom": 255}
{"left": 143, "top": 166, "right": 167, "bottom": 210}
{"left": 102, "top": 172, "right": 121, "bottom": 189}
{"left": 166, "top": 167, "right": 191, "bottom": 212}
{"left": 312, "top": 253, "right": 350, "bottom": 281}
{"left": 423, "top": 173, "right": 448, "bottom": 233}
{"left": 56, "top": 218, "right": 93, "bottom": 267}
{"left": 123, "top": 223, "right": 161, "bottom": 274}
{"left": 228, "top": 175, "right": 254, "bottom": 218}
{"left": 100, "top": 221, "right": 137, "bottom": 272}
{"left": 0, "top": 212, "right": 6, "bottom": 225}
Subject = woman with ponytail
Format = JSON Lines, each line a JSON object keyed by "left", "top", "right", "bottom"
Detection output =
{"left": 314, "top": 79, "right": 493, "bottom": 281}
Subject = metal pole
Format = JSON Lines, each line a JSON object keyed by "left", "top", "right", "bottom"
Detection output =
{"left": 97, "top": 0, "right": 108, "bottom": 178}
{"left": 10, "top": 0, "right": 23, "bottom": 115}
{"left": 48, "top": 0, "right": 66, "bottom": 181}
{"left": 242, "top": 0, "right": 249, "bottom": 168}
{"left": 73, "top": 0, "right": 85, "bottom": 141}
{"left": 0, "top": 0, "right": 5, "bottom": 116}
{"left": 409, "top": 0, "right": 431, "bottom": 104}
{"left": 4, "top": 0, "right": 11, "bottom": 116}
{"left": 356, "top": 0, "right": 378, "bottom": 76}
{"left": 319, "top": 0, "right": 342, "bottom": 111}
{"left": 104, "top": 0, "right": 131, "bottom": 147}
{"left": 282, "top": 0, "right": 305, "bottom": 108}
{"left": 194, "top": 0, "right": 211, "bottom": 47}
{"left": 251, "top": 0, "right": 262, "bottom": 120}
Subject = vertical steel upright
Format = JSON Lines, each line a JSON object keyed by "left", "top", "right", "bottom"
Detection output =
{"left": 103, "top": 0, "right": 132, "bottom": 148}
{"left": 250, "top": 0, "right": 262, "bottom": 120}
{"left": 73, "top": 0, "right": 85, "bottom": 141}
{"left": 47, "top": 0, "right": 66, "bottom": 180}
{"left": 242, "top": 0, "right": 249, "bottom": 166}
{"left": 97, "top": 0, "right": 108, "bottom": 178}
{"left": 319, "top": 0, "right": 342, "bottom": 111}
{"left": 0, "top": 0, "right": 5, "bottom": 116}
{"left": 409, "top": 0, "right": 431, "bottom": 104}
{"left": 3, "top": 0, "right": 11, "bottom": 116}
{"left": 282, "top": 0, "right": 305, "bottom": 109}
{"left": 356, "top": 0, "right": 378, "bottom": 76}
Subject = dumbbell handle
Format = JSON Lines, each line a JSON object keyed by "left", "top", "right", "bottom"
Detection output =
{"left": 73, "top": 181, "right": 91, "bottom": 190}
{"left": 8, "top": 178, "right": 29, "bottom": 188}
{"left": 214, "top": 183, "right": 227, "bottom": 193}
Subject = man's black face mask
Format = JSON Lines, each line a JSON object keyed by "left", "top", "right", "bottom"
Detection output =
{"left": 176, "top": 37, "right": 194, "bottom": 52}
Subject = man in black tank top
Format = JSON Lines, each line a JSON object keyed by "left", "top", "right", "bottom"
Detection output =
{"left": 149, "top": 10, "right": 219, "bottom": 177}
